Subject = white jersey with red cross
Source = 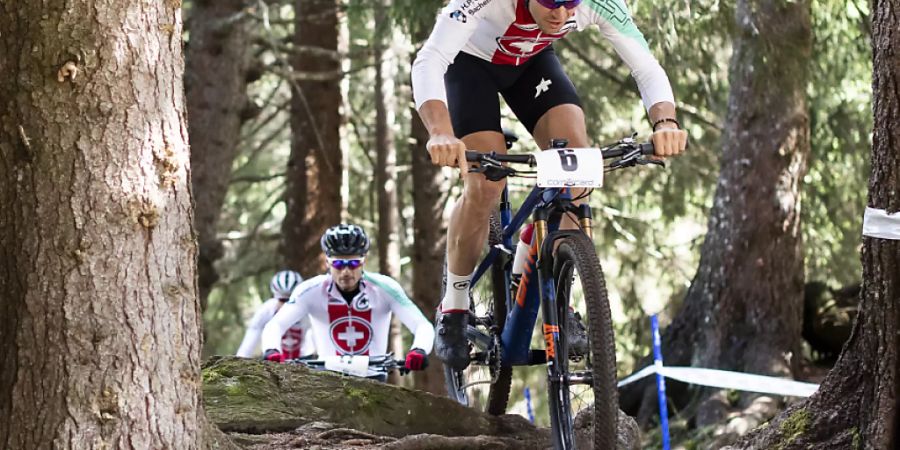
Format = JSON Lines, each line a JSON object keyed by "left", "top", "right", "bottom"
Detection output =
{"left": 261, "top": 272, "right": 435, "bottom": 357}
{"left": 412, "top": 0, "right": 674, "bottom": 110}
{"left": 236, "top": 298, "right": 315, "bottom": 359}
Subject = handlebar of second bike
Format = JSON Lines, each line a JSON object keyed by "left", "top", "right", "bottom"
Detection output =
{"left": 287, "top": 354, "right": 410, "bottom": 374}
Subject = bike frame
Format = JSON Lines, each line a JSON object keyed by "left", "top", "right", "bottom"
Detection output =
{"left": 469, "top": 183, "right": 593, "bottom": 367}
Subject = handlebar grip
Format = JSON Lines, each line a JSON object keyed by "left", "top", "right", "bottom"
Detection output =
{"left": 466, "top": 151, "right": 481, "bottom": 162}
{"left": 639, "top": 142, "right": 655, "bottom": 155}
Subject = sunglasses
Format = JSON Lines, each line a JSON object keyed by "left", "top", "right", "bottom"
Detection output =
{"left": 329, "top": 258, "right": 364, "bottom": 270}
{"left": 534, "top": 0, "right": 582, "bottom": 9}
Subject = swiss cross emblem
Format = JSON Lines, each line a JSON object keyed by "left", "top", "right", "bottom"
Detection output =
{"left": 281, "top": 323, "right": 304, "bottom": 359}
{"left": 496, "top": 35, "right": 554, "bottom": 58}
{"left": 329, "top": 316, "right": 373, "bottom": 355}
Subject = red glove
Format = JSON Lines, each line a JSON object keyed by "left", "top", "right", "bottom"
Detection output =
{"left": 263, "top": 349, "right": 285, "bottom": 363}
{"left": 405, "top": 348, "right": 429, "bottom": 371}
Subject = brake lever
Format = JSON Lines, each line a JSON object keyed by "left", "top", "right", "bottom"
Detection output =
{"left": 606, "top": 153, "right": 640, "bottom": 170}
{"left": 469, "top": 163, "right": 516, "bottom": 181}
{"left": 636, "top": 158, "right": 666, "bottom": 168}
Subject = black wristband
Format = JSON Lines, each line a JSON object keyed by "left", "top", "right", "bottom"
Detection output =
{"left": 652, "top": 117, "right": 680, "bottom": 131}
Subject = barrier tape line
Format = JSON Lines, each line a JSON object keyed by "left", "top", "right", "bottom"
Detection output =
{"left": 618, "top": 365, "right": 819, "bottom": 397}
{"left": 863, "top": 206, "right": 900, "bottom": 240}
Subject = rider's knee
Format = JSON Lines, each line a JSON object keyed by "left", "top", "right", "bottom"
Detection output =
{"left": 464, "top": 177, "right": 505, "bottom": 206}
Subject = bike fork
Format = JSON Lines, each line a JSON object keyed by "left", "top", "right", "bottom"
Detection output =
{"left": 535, "top": 208, "right": 575, "bottom": 449}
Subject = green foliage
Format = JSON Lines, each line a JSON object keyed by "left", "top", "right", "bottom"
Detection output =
{"left": 803, "top": 0, "right": 871, "bottom": 286}
{"left": 391, "top": 0, "right": 444, "bottom": 39}
{"left": 203, "top": 69, "right": 294, "bottom": 356}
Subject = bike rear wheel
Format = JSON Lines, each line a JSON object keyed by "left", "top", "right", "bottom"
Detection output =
{"left": 547, "top": 233, "right": 618, "bottom": 449}
{"left": 442, "top": 214, "right": 512, "bottom": 415}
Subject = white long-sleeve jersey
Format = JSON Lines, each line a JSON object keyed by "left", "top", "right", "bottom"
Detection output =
{"left": 261, "top": 272, "right": 435, "bottom": 357}
{"left": 236, "top": 298, "right": 315, "bottom": 359}
{"left": 411, "top": 0, "right": 674, "bottom": 111}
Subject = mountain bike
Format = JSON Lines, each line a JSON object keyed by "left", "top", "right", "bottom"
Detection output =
{"left": 442, "top": 134, "right": 661, "bottom": 449}
{"left": 288, "top": 353, "right": 410, "bottom": 381}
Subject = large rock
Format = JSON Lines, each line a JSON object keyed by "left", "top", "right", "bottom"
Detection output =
{"left": 202, "top": 357, "right": 545, "bottom": 441}
{"left": 574, "top": 407, "right": 641, "bottom": 450}
{"left": 203, "top": 357, "right": 641, "bottom": 449}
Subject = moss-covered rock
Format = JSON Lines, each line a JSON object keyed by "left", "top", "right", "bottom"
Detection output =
{"left": 202, "top": 357, "right": 544, "bottom": 440}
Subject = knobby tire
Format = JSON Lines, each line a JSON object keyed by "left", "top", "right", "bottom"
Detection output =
{"left": 548, "top": 233, "right": 618, "bottom": 450}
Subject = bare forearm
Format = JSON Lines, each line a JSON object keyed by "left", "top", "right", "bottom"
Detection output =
{"left": 418, "top": 99, "right": 456, "bottom": 137}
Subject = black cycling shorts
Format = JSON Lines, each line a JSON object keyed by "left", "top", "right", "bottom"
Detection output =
{"left": 445, "top": 46, "right": 582, "bottom": 138}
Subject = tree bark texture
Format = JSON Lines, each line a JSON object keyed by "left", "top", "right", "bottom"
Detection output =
{"left": 185, "top": 0, "right": 255, "bottom": 310}
{"left": 410, "top": 102, "right": 450, "bottom": 395}
{"left": 733, "top": 1, "right": 899, "bottom": 447}
{"left": 375, "top": 7, "right": 400, "bottom": 280}
{"left": 0, "top": 1, "right": 202, "bottom": 448}
{"left": 281, "top": 0, "right": 343, "bottom": 276}
{"left": 405, "top": 17, "right": 452, "bottom": 396}
{"left": 373, "top": 6, "right": 405, "bottom": 386}
{"left": 620, "top": 0, "right": 813, "bottom": 427}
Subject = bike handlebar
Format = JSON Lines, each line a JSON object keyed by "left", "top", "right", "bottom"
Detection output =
{"left": 465, "top": 140, "right": 654, "bottom": 164}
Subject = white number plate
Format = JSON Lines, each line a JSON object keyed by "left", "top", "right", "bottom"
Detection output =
{"left": 323, "top": 355, "right": 370, "bottom": 377}
{"left": 534, "top": 148, "right": 604, "bottom": 188}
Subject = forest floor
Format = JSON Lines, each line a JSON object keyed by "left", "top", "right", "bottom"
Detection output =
{"left": 206, "top": 357, "right": 835, "bottom": 449}
{"left": 226, "top": 421, "right": 543, "bottom": 449}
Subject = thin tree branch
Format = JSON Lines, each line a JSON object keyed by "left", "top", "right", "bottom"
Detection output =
{"left": 236, "top": 181, "right": 287, "bottom": 258}
{"left": 267, "top": 63, "right": 377, "bottom": 82}
{"left": 229, "top": 172, "right": 286, "bottom": 185}
{"left": 240, "top": 98, "right": 289, "bottom": 144}
{"left": 234, "top": 117, "right": 289, "bottom": 178}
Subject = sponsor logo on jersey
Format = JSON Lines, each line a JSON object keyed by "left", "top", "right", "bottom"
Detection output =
{"left": 449, "top": 9, "right": 467, "bottom": 23}
{"left": 354, "top": 296, "right": 371, "bottom": 311}
{"left": 587, "top": 0, "right": 632, "bottom": 27}
{"left": 460, "top": 0, "right": 491, "bottom": 16}
{"left": 452, "top": 280, "right": 470, "bottom": 290}
{"left": 534, "top": 77, "right": 553, "bottom": 98}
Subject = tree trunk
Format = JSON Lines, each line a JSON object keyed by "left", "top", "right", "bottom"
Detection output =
{"left": 373, "top": 4, "right": 405, "bottom": 385}
{"left": 620, "top": 0, "right": 813, "bottom": 428}
{"left": 732, "top": 2, "right": 899, "bottom": 447}
{"left": 185, "top": 0, "right": 256, "bottom": 310}
{"left": 410, "top": 91, "right": 451, "bottom": 395}
{"left": 375, "top": 6, "right": 400, "bottom": 280}
{"left": 281, "top": 0, "right": 343, "bottom": 276}
{"left": 0, "top": 1, "right": 202, "bottom": 447}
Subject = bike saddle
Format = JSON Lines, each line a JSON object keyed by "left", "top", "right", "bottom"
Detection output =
{"left": 502, "top": 128, "right": 519, "bottom": 150}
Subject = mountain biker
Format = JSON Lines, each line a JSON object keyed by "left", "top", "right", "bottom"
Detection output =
{"left": 261, "top": 224, "right": 434, "bottom": 373}
{"left": 236, "top": 270, "right": 316, "bottom": 359}
{"left": 412, "top": 0, "right": 689, "bottom": 369}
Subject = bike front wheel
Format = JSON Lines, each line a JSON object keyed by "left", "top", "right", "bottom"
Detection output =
{"left": 547, "top": 233, "right": 618, "bottom": 450}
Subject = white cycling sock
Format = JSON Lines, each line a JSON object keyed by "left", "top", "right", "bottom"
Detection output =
{"left": 441, "top": 271, "right": 474, "bottom": 312}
